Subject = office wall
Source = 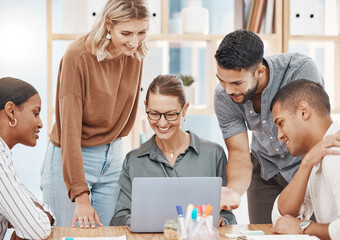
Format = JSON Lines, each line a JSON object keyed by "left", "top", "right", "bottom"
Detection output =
{"left": 0, "top": 1, "right": 47, "bottom": 238}
{"left": 0, "top": 0, "right": 47, "bottom": 197}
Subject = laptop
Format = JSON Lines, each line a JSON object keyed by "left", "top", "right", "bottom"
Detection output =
{"left": 128, "top": 177, "right": 222, "bottom": 233}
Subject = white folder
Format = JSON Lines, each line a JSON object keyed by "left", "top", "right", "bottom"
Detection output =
{"left": 290, "top": 0, "right": 325, "bottom": 35}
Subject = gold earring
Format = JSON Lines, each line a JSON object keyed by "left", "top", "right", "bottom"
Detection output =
{"left": 9, "top": 118, "right": 17, "bottom": 127}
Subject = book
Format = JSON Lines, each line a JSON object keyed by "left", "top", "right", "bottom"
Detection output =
{"left": 234, "top": 0, "right": 245, "bottom": 30}
{"left": 250, "top": 0, "right": 267, "bottom": 33}
{"left": 244, "top": 0, "right": 252, "bottom": 29}
{"left": 249, "top": 0, "right": 259, "bottom": 31}
{"left": 246, "top": 0, "right": 256, "bottom": 30}
{"left": 264, "top": 0, "right": 274, "bottom": 34}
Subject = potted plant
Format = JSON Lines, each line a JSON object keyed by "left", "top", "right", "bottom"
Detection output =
{"left": 179, "top": 74, "right": 196, "bottom": 104}
{"left": 179, "top": 74, "right": 195, "bottom": 87}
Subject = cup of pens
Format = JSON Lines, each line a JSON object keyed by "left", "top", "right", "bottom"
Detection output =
{"left": 176, "top": 204, "right": 218, "bottom": 240}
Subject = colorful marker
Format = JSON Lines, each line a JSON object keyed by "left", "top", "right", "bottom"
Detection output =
{"left": 176, "top": 205, "right": 189, "bottom": 240}
{"left": 191, "top": 204, "right": 214, "bottom": 237}
{"left": 195, "top": 205, "right": 202, "bottom": 222}
{"left": 185, "top": 204, "right": 194, "bottom": 230}
{"left": 191, "top": 207, "right": 198, "bottom": 233}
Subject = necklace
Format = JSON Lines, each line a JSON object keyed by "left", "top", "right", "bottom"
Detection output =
{"left": 155, "top": 131, "right": 189, "bottom": 160}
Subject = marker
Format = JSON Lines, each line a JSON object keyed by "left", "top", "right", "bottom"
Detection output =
{"left": 240, "top": 230, "right": 265, "bottom": 235}
{"left": 185, "top": 204, "right": 194, "bottom": 229}
{"left": 191, "top": 204, "right": 214, "bottom": 237}
{"left": 201, "top": 204, "right": 207, "bottom": 214}
{"left": 191, "top": 207, "right": 198, "bottom": 233}
{"left": 195, "top": 205, "right": 202, "bottom": 222}
{"left": 176, "top": 205, "right": 189, "bottom": 240}
{"left": 206, "top": 215, "right": 213, "bottom": 230}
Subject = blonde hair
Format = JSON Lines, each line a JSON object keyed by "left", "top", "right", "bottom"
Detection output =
{"left": 89, "top": 0, "right": 150, "bottom": 62}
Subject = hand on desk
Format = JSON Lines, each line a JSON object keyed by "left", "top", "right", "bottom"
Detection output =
{"left": 220, "top": 187, "right": 241, "bottom": 211}
{"left": 302, "top": 130, "right": 340, "bottom": 168}
{"left": 73, "top": 193, "right": 102, "bottom": 229}
{"left": 271, "top": 214, "right": 300, "bottom": 234}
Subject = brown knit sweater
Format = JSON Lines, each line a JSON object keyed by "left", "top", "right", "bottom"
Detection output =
{"left": 50, "top": 35, "right": 143, "bottom": 201}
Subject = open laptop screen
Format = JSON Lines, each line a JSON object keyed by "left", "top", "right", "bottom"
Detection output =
{"left": 129, "top": 177, "right": 222, "bottom": 232}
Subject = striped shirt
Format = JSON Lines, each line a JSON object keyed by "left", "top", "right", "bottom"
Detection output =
{"left": 0, "top": 137, "right": 56, "bottom": 239}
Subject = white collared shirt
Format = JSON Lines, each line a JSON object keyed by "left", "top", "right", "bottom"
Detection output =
{"left": 0, "top": 137, "right": 56, "bottom": 239}
{"left": 272, "top": 121, "right": 340, "bottom": 240}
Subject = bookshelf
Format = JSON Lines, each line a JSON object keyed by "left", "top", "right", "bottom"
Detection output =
{"left": 46, "top": 0, "right": 283, "bottom": 148}
{"left": 282, "top": 0, "right": 340, "bottom": 113}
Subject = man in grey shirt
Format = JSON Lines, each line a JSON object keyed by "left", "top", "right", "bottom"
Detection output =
{"left": 214, "top": 29, "right": 323, "bottom": 223}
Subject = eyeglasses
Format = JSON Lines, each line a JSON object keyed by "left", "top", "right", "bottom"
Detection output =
{"left": 146, "top": 106, "right": 184, "bottom": 121}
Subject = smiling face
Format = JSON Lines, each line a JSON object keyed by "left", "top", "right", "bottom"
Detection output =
{"left": 216, "top": 65, "right": 259, "bottom": 104}
{"left": 145, "top": 92, "right": 188, "bottom": 141}
{"left": 14, "top": 94, "right": 43, "bottom": 147}
{"left": 272, "top": 101, "right": 309, "bottom": 156}
{"left": 107, "top": 18, "right": 149, "bottom": 56}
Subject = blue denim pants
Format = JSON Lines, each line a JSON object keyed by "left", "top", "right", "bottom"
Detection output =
{"left": 40, "top": 138, "right": 123, "bottom": 226}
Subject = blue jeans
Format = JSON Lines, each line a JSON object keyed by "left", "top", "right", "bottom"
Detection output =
{"left": 40, "top": 139, "right": 123, "bottom": 226}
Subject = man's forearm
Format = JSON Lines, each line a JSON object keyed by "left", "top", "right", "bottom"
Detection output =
{"left": 277, "top": 163, "right": 312, "bottom": 217}
{"left": 226, "top": 159, "right": 253, "bottom": 196}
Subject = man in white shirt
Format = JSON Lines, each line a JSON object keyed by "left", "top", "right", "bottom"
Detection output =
{"left": 270, "top": 79, "right": 340, "bottom": 239}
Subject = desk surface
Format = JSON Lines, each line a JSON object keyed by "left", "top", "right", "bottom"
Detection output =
{"left": 47, "top": 224, "right": 273, "bottom": 239}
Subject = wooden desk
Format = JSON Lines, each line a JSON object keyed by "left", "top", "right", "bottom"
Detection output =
{"left": 47, "top": 224, "right": 273, "bottom": 239}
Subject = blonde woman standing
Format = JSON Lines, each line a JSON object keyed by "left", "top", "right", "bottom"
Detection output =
{"left": 40, "top": 0, "right": 150, "bottom": 228}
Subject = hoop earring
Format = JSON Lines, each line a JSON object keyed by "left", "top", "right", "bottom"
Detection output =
{"left": 182, "top": 117, "right": 186, "bottom": 122}
{"left": 9, "top": 118, "right": 17, "bottom": 127}
{"left": 106, "top": 31, "right": 112, "bottom": 40}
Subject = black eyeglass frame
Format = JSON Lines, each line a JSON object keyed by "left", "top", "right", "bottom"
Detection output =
{"left": 145, "top": 105, "right": 185, "bottom": 121}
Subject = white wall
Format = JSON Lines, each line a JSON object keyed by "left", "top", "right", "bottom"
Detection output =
{"left": 0, "top": 0, "right": 47, "bottom": 197}
{"left": 0, "top": 1, "right": 47, "bottom": 238}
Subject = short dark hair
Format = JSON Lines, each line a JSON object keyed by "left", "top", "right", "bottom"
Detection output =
{"left": 270, "top": 79, "right": 330, "bottom": 115}
{"left": 215, "top": 29, "right": 264, "bottom": 71}
{"left": 0, "top": 77, "right": 38, "bottom": 110}
{"left": 145, "top": 74, "right": 186, "bottom": 107}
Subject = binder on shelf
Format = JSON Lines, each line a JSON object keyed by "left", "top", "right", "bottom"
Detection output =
{"left": 324, "top": 0, "right": 338, "bottom": 35}
{"left": 264, "top": 0, "right": 274, "bottom": 34}
{"left": 234, "top": 0, "right": 245, "bottom": 30}
{"left": 336, "top": 0, "right": 340, "bottom": 35}
{"left": 148, "top": 0, "right": 162, "bottom": 34}
{"left": 290, "top": 0, "right": 325, "bottom": 36}
{"left": 87, "top": 0, "right": 107, "bottom": 31}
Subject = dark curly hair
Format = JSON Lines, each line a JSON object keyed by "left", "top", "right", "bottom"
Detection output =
{"left": 215, "top": 29, "right": 264, "bottom": 71}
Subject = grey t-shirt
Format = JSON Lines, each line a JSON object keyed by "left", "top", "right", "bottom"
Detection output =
{"left": 214, "top": 53, "right": 324, "bottom": 182}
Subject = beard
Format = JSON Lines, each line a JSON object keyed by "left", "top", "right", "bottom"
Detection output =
{"left": 229, "top": 80, "right": 259, "bottom": 104}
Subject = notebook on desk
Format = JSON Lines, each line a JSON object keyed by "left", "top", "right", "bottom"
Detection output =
{"left": 128, "top": 177, "right": 222, "bottom": 233}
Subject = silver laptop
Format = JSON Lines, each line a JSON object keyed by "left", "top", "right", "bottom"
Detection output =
{"left": 128, "top": 177, "right": 222, "bottom": 233}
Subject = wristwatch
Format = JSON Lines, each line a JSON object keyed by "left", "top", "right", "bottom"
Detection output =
{"left": 298, "top": 220, "right": 312, "bottom": 234}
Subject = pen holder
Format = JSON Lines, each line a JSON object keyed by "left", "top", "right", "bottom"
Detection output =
{"left": 164, "top": 219, "right": 179, "bottom": 240}
{"left": 188, "top": 223, "right": 218, "bottom": 240}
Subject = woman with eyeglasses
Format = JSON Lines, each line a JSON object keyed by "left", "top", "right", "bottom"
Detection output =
{"left": 110, "top": 74, "right": 236, "bottom": 226}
